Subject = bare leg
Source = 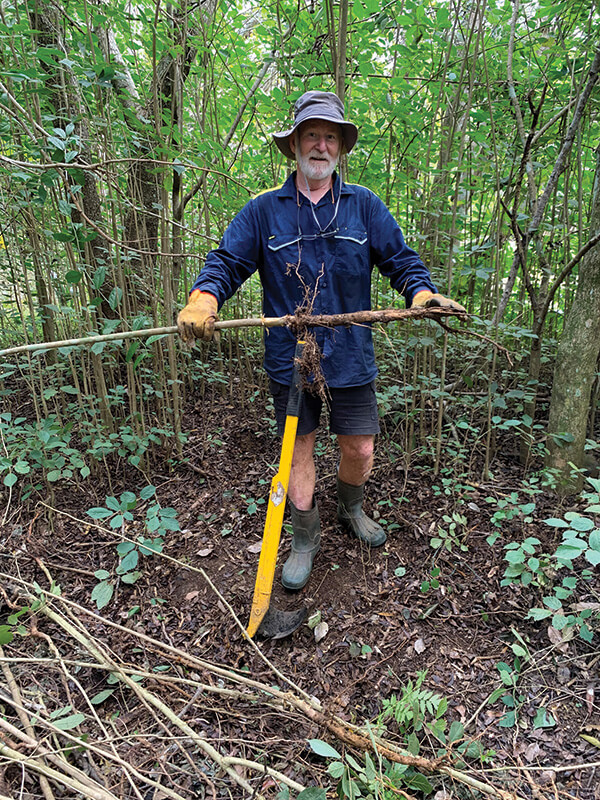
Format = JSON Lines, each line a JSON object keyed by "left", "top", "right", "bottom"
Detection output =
{"left": 288, "top": 431, "right": 317, "bottom": 510}
{"left": 338, "top": 434, "right": 375, "bottom": 485}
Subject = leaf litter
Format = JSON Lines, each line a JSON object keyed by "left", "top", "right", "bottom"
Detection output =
{"left": 1, "top": 381, "right": 599, "bottom": 799}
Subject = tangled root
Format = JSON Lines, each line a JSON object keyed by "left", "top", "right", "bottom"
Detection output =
{"left": 297, "top": 332, "right": 328, "bottom": 403}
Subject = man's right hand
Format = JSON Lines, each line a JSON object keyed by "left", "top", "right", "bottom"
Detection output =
{"left": 177, "top": 291, "right": 219, "bottom": 344}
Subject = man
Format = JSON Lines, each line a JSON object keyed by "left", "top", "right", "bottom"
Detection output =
{"left": 177, "top": 91, "right": 464, "bottom": 591}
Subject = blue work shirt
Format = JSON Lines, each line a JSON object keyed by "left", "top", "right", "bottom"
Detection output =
{"left": 191, "top": 172, "right": 437, "bottom": 387}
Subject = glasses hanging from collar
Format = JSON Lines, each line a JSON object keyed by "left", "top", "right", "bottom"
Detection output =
{"left": 296, "top": 174, "right": 342, "bottom": 241}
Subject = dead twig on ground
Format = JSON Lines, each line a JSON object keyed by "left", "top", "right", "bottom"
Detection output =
{"left": 1, "top": 568, "right": 532, "bottom": 800}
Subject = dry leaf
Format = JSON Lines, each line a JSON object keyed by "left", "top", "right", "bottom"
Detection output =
{"left": 586, "top": 687, "right": 595, "bottom": 713}
{"left": 547, "top": 624, "right": 573, "bottom": 650}
{"left": 184, "top": 590, "right": 199, "bottom": 602}
{"left": 572, "top": 602, "right": 600, "bottom": 612}
{"left": 414, "top": 638, "right": 426, "bottom": 654}
{"left": 196, "top": 547, "right": 213, "bottom": 557}
{"left": 547, "top": 626, "right": 563, "bottom": 645}
{"left": 314, "top": 621, "right": 329, "bottom": 643}
{"left": 580, "top": 733, "right": 600, "bottom": 749}
{"left": 247, "top": 541, "right": 262, "bottom": 554}
{"left": 523, "top": 742, "right": 541, "bottom": 762}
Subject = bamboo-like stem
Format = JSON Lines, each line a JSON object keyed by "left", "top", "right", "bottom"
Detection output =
{"left": 0, "top": 694, "right": 193, "bottom": 800}
{"left": 2, "top": 569, "right": 531, "bottom": 800}
{"left": 0, "top": 307, "right": 465, "bottom": 357}
{"left": 39, "top": 604, "right": 303, "bottom": 799}
{"left": 0, "top": 646, "right": 56, "bottom": 800}
{"left": 0, "top": 723, "right": 120, "bottom": 800}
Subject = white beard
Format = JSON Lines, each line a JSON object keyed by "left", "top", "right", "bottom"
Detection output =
{"left": 296, "top": 149, "right": 338, "bottom": 182}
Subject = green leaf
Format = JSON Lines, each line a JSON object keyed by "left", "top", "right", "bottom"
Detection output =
{"left": 91, "top": 580, "right": 114, "bottom": 609}
{"left": 3, "top": 473, "right": 17, "bottom": 487}
{"left": 87, "top": 507, "right": 112, "bottom": 519}
{"left": 498, "top": 710, "right": 516, "bottom": 728}
{"left": 118, "top": 550, "right": 139, "bottom": 572}
{"left": 327, "top": 761, "right": 345, "bottom": 779}
{"left": 90, "top": 689, "right": 115, "bottom": 705}
{"left": 94, "top": 569, "right": 110, "bottom": 580}
{"left": 527, "top": 608, "right": 552, "bottom": 621}
{"left": 140, "top": 485, "right": 156, "bottom": 499}
{"left": 121, "top": 571, "right": 141, "bottom": 584}
{"left": 65, "top": 270, "right": 82, "bottom": 284}
{"left": 564, "top": 512, "right": 594, "bottom": 531}
{"left": 448, "top": 720, "right": 464, "bottom": 742}
{"left": 0, "top": 625, "right": 14, "bottom": 644}
{"left": 585, "top": 549, "right": 600, "bottom": 566}
{"left": 555, "top": 545, "right": 586, "bottom": 562}
{"left": 588, "top": 530, "right": 600, "bottom": 550}
{"left": 50, "top": 704, "right": 73, "bottom": 719}
{"left": 345, "top": 753, "right": 364, "bottom": 773}
{"left": 308, "top": 739, "right": 341, "bottom": 759}
{"left": 297, "top": 789, "right": 327, "bottom": 800}
{"left": 543, "top": 596, "right": 562, "bottom": 611}
{"left": 405, "top": 773, "right": 433, "bottom": 793}
{"left": 158, "top": 517, "right": 179, "bottom": 532}
{"left": 544, "top": 517, "right": 569, "bottom": 528}
{"left": 108, "top": 286, "right": 123, "bottom": 311}
{"left": 120, "top": 491, "right": 137, "bottom": 507}
{"left": 580, "top": 624, "right": 593, "bottom": 643}
{"left": 53, "top": 713, "right": 85, "bottom": 730}
{"left": 533, "top": 707, "right": 556, "bottom": 729}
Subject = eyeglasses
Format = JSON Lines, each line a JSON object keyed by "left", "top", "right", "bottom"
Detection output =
{"left": 296, "top": 174, "right": 342, "bottom": 242}
{"left": 296, "top": 227, "right": 340, "bottom": 241}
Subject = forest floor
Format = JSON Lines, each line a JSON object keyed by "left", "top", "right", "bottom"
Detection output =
{"left": 1, "top": 380, "right": 600, "bottom": 800}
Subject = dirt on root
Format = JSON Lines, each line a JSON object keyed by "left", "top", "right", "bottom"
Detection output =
{"left": 1, "top": 383, "right": 600, "bottom": 800}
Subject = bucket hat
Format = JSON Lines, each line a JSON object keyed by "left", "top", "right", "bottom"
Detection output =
{"left": 272, "top": 90, "right": 358, "bottom": 159}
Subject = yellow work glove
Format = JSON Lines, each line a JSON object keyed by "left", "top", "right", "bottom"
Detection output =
{"left": 411, "top": 290, "right": 466, "bottom": 313}
{"left": 177, "top": 290, "right": 219, "bottom": 344}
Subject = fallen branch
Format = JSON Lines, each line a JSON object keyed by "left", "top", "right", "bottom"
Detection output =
{"left": 2, "top": 567, "right": 530, "bottom": 800}
{"left": 0, "top": 306, "right": 465, "bottom": 357}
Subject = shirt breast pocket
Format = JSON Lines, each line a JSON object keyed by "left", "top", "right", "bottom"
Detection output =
{"left": 267, "top": 233, "right": 301, "bottom": 256}
{"left": 334, "top": 228, "right": 368, "bottom": 275}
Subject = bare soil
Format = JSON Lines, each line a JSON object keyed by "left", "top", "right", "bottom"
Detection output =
{"left": 1, "top": 378, "right": 599, "bottom": 800}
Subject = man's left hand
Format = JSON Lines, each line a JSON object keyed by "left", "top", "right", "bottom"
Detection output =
{"left": 411, "top": 290, "right": 466, "bottom": 313}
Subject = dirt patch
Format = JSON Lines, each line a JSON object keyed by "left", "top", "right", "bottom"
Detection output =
{"left": 1, "top": 385, "right": 599, "bottom": 799}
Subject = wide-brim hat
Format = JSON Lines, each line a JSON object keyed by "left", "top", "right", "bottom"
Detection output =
{"left": 272, "top": 90, "right": 358, "bottom": 160}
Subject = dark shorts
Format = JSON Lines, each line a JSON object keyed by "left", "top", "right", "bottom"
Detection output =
{"left": 269, "top": 379, "right": 380, "bottom": 437}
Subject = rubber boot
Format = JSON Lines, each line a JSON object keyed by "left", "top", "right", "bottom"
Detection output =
{"left": 337, "top": 477, "right": 386, "bottom": 546}
{"left": 281, "top": 501, "right": 321, "bottom": 590}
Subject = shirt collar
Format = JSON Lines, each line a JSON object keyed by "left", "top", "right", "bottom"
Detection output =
{"left": 277, "top": 171, "right": 355, "bottom": 199}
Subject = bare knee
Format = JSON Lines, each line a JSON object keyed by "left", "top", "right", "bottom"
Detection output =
{"left": 339, "top": 434, "right": 374, "bottom": 463}
{"left": 338, "top": 435, "right": 374, "bottom": 484}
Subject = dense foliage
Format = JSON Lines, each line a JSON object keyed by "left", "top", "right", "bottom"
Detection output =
{"left": 0, "top": 0, "right": 599, "bottom": 490}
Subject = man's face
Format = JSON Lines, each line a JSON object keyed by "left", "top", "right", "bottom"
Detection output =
{"left": 290, "top": 120, "right": 342, "bottom": 182}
